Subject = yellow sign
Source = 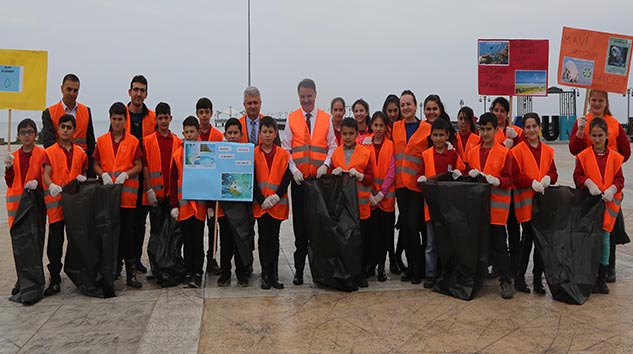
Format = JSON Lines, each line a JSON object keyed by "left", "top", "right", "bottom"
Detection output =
{"left": 0, "top": 49, "right": 48, "bottom": 110}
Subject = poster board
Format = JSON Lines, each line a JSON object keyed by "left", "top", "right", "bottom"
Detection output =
{"left": 558, "top": 27, "right": 633, "bottom": 94}
{"left": 478, "top": 39, "right": 549, "bottom": 96}
{"left": 0, "top": 49, "right": 48, "bottom": 110}
{"left": 181, "top": 141, "right": 254, "bottom": 201}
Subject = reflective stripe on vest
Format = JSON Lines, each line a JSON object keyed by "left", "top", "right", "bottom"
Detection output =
{"left": 510, "top": 141, "right": 555, "bottom": 223}
{"left": 5, "top": 147, "right": 46, "bottom": 228}
{"left": 142, "top": 132, "right": 181, "bottom": 205}
{"left": 43, "top": 143, "right": 87, "bottom": 223}
{"left": 467, "top": 143, "right": 512, "bottom": 225}
{"left": 252, "top": 146, "right": 290, "bottom": 220}
{"left": 174, "top": 147, "right": 207, "bottom": 221}
{"left": 48, "top": 102, "right": 91, "bottom": 151}
{"left": 96, "top": 132, "right": 140, "bottom": 208}
{"left": 331, "top": 144, "right": 373, "bottom": 219}
{"left": 393, "top": 120, "right": 431, "bottom": 192}
{"left": 288, "top": 109, "right": 331, "bottom": 177}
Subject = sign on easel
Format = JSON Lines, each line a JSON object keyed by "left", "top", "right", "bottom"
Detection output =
{"left": 0, "top": 49, "right": 48, "bottom": 110}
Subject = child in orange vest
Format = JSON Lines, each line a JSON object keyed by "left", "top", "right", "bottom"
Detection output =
{"left": 467, "top": 112, "right": 514, "bottom": 300}
{"left": 416, "top": 119, "right": 465, "bottom": 289}
{"left": 93, "top": 102, "right": 143, "bottom": 289}
{"left": 253, "top": 117, "right": 291, "bottom": 289}
{"left": 42, "top": 114, "right": 88, "bottom": 296}
{"left": 455, "top": 106, "right": 480, "bottom": 164}
{"left": 331, "top": 118, "right": 375, "bottom": 288}
{"left": 5, "top": 118, "right": 46, "bottom": 303}
{"left": 573, "top": 117, "right": 624, "bottom": 295}
{"left": 510, "top": 113, "right": 557, "bottom": 295}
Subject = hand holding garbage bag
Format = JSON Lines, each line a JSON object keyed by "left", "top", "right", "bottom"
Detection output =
{"left": 316, "top": 165, "right": 328, "bottom": 179}
{"left": 584, "top": 179, "right": 602, "bottom": 196}
{"left": 171, "top": 208, "right": 179, "bottom": 220}
{"left": 76, "top": 175, "right": 87, "bottom": 183}
{"left": 485, "top": 174, "right": 500, "bottom": 186}
{"left": 532, "top": 180, "right": 545, "bottom": 194}
{"left": 602, "top": 185, "right": 617, "bottom": 202}
{"left": 101, "top": 173, "right": 113, "bottom": 185}
{"left": 348, "top": 168, "right": 364, "bottom": 181}
{"left": 468, "top": 169, "right": 480, "bottom": 178}
{"left": 146, "top": 188, "right": 158, "bottom": 206}
{"left": 24, "top": 179, "right": 38, "bottom": 190}
{"left": 114, "top": 172, "right": 128, "bottom": 184}
{"left": 49, "top": 183, "right": 63, "bottom": 197}
{"left": 331, "top": 167, "right": 344, "bottom": 176}
{"left": 451, "top": 170, "right": 462, "bottom": 180}
{"left": 540, "top": 175, "right": 551, "bottom": 188}
{"left": 417, "top": 175, "right": 427, "bottom": 183}
{"left": 293, "top": 171, "right": 304, "bottom": 185}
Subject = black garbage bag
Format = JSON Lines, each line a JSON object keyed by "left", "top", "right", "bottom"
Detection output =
{"left": 531, "top": 186, "right": 604, "bottom": 305}
{"left": 147, "top": 199, "right": 186, "bottom": 287}
{"left": 9, "top": 189, "right": 46, "bottom": 305}
{"left": 304, "top": 175, "right": 362, "bottom": 292}
{"left": 612, "top": 209, "right": 630, "bottom": 245}
{"left": 61, "top": 180, "right": 121, "bottom": 298}
{"left": 219, "top": 201, "right": 254, "bottom": 267}
{"left": 421, "top": 173, "right": 490, "bottom": 301}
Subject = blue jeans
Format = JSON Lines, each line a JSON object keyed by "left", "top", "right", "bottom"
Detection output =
{"left": 425, "top": 222, "right": 437, "bottom": 278}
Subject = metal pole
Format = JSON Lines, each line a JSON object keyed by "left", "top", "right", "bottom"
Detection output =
{"left": 248, "top": 0, "right": 251, "bottom": 86}
{"left": 7, "top": 109, "right": 12, "bottom": 152}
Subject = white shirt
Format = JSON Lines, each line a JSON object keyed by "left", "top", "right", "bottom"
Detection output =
{"left": 246, "top": 115, "right": 260, "bottom": 144}
{"left": 62, "top": 100, "right": 78, "bottom": 117}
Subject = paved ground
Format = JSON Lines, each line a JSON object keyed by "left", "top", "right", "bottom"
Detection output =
{"left": 0, "top": 143, "right": 632, "bottom": 354}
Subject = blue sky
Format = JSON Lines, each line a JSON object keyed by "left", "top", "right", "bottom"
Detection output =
{"left": 516, "top": 71, "right": 547, "bottom": 84}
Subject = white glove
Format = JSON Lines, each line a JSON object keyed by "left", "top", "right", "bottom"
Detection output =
{"left": 269, "top": 194, "right": 280, "bottom": 206}
{"left": 316, "top": 164, "right": 328, "bottom": 179}
{"left": 4, "top": 154, "right": 14, "bottom": 168}
{"left": 452, "top": 169, "right": 462, "bottom": 180}
{"left": 24, "top": 179, "right": 38, "bottom": 190}
{"left": 171, "top": 208, "right": 179, "bottom": 220}
{"left": 505, "top": 126, "right": 518, "bottom": 139}
{"left": 101, "top": 172, "right": 113, "bottom": 185}
{"left": 577, "top": 116, "right": 587, "bottom": 130}
{"left": 417, "top": 175, "right": 427, "bottom": 183}
{"left": 584, "top": 179, "right": 602, "bottom": 196}
{"left": 602, "top": 185, "right": 618, "bottom": 202}
{"left": 532, "top": 179, "right": 545, "bottom": 194}
{"left": 293, "top": 171, "right": 304, "bottom": 185}
{"left": 369, "top": 194, "right": 377, "bottom": 207}
{"left": 76, "top": 175, "right": 87, "bottom": 183}
{"left": 540, "top": 175, "right": 551, "bottom": 189}
{"left": 503, "top": 138, "right": 514, "bottom": 149}
{"left": 115, "top": 172, "right": 129, "bottom": 184}
{"left": 207, "top": 208, "right": 214, "bottom": 219}
{"left": 49, "top": 183, "right": 63, "bottom": 197}
{"left": 374, "top": 191, "right": 385, "bottom": 204}
{"left": 446, "top": 141, "right": 454, "bottom": 151}
{"left": 146, "top": 188, "right": 158, "bottom": 206}
{"left": 485, "top": 174, "right": 500, "bottom": 186}
{"left": 261, "top": 195, "right": 275, "bottom": 210}
{"left": 331, "top": 167, "right": 344, "bottom": 176}
{"left": 348, "top": 168, "right": 364, "bottom": 181}
{"left": 362, "top": 136, "right": 373, "bottom": 145}
{"left": 468, "top": 169, "right": 480, "bottom": 178}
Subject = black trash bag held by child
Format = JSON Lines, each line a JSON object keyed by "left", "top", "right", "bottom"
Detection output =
{"left": 421, "top": 173, "right": 491, "bottom": 301}
{"left": 219, "top": 201, "right": 255, "bottom": 267}
{"left": 147, "top": 199, "right": 185, "bottom": 287}
{"left": 531, "top": 186, "right": 604, "bottom": 305}
{"left": 9, "top": 189, "right": 46, "bottom": 305}
{"left": 304, "top": 175, "right": 363, "bottom": 292}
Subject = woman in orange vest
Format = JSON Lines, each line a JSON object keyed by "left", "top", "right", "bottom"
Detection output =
{"left": 4, "top": 118, "right": 46, "bottom": 303}
{"left": 353, "top": 99, "right": 372, "bottom": 144}
{"left": 332, "top": 118, "right": 375, "bottom": 288}
{"left": 365, "top": 112, "right": 396, "bottom": 282}
{"left": 510, "top": 113, "right": 558, "bottom": 295}
{"left": 382, "top": 94, "right": 401, "bottom": 140}
{"left": 253, "top": 117, "right": 291, "bottom": 290}
{"left": 93, "top": 102, "right": 143, "bottom": 289}
{"left": 569, "top": 89, "right": 630, "bottom": 283}
{"left": 455, "top": 106, "right": 480, "bottom": 164}
{"left": 392, "top": 90, "right": 431, "bottom": 284}
{"left": 573, "top": 117, "right": 625, "bottom": 295}
{"left": 331, "top": 97, "right": 346, "bottom": 146}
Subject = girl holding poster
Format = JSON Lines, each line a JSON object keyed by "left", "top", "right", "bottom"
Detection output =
{"left": 491, "top": 97, "right": 523, "bottom": 149}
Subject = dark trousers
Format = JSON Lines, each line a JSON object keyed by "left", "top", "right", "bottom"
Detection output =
{"left": 395, "top": 188, "right": 424, "bottom": 274}
{"left": 291, "top": 182, "right": 309, "bottom": 273}
{"left": 490, "top": 224, "right": 512, "bottom": 284}
{"left": 46, "top": 220, "right": 66, "bottom": 283}
{"left": 257, "top": 213, "right": 282, "bottom": 268}
{"left": 206, "top": 211, "right": 219, "bottom": 262}
{"left": 368, "top": 208, "right": 396, "bottom": 267}
{"left": 360, "top": 218, "right": 371, "bottom": 271}
{"left": 181, "top": 216, "right": 205, "bottom": 276}
{"left": 507, "top": 202, "right": 521, "bottom": 276}
{"left": 120, "top": 208, "right": 136, "bottom": 262}
{"left": 133, "top": 195, "right": 149, "bottom": 263}
{"left": 516, "top": 221, "right": 544, "bottom": 280}
{"left": 219, "top": 216, "right": 247, "bottom": 278}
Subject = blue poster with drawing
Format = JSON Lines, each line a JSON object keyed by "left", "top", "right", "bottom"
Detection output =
{"left": 181, "top": 141, "right": 254, "bottom": 201}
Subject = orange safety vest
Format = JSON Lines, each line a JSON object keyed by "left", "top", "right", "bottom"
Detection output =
{"left": 511, "top": 141, "right": 555, "bottom": 223}
{"left": 239, "top": 114, "right": 264, "bottom": 144}
{"left": 421, "top": 148, "right": 466, "bottom": 221}
{"left": 5, "top": 147, "right": 45, "bottom": 229}
{"left": 580, "top": 114, "right": 622, "bottom": 152}
{"left": 287, "top": 109, "right": 331, "bottom": 178}
{"left": 372, "top": 139, "right": 396, "bottom": 213}
{"left": 199, "top": 126, "right": 224, "bottom": 142}
{"left": 43, "top": 144, "right": 87, "bottom": 223}
{"left": 142, "top": 132, "right": 182, "bottom": 205}
{"left": 47, "top": 101, "right": 91, "bottom": 151}
{"left": 494, "top": 125, "right": 522, "bottom": 145}
{"left": 467, "top": 144, "right": 512, "bottom": 225}
{"left": 331, "top": 144, "right": 374, "bottom": 219}
{"left": 96, "top": 132, "right": 140, "bottom": 208}
{"left": 125, "top": 105, "right": 157, "bottom": 138}
{"left": 456, "top": 131, "right": 480, "bottom": 164}
{"left": 173, "top": 146, "right": 207, "bottom": 221}
{"left": 392, "top": 119, "right": 431, "bottom": 191}
{"left": 577, "top": 147, "right": 624, "bottom": 232}
{"left": 252, "top": 146, "right": 290, "bottom": 220}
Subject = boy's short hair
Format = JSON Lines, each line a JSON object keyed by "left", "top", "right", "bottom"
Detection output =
{"left": 58, "top": 114, "right": 77, "bottom": 129}
{"left": 130, "top": 75, "right": 148, "bottom": 89}
{"left": 341, "top": 117, "right": 358, "bottom": 131}
{"left": 183, "top": 116, "right": 200, "bottom": 129}
{"left": 196, "top": 97, "right": 213, "bottom": 111}
{"left": 431, "top": 118, "right": 450, "bottom": 133}
{"left": 155, "top": 102, "right": 171, "bottom": 116}
{"left": 478, "top": 112, "right": 498, "bottom": 129}
{"left": 109, "top": 102, "right": 127, "bottom": 117}
{"left": 225, "top": 117, "right": 242, "bottom": 132}
{"left": 259, "top": 116, "right": 277, "bottom": 131}
{"left": 17, "top": 118, "right": 37, "bottom": 133}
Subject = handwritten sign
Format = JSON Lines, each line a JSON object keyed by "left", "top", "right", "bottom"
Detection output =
{"left": 478, "top": 39, "right": 549, "bottom": 96}
{"left": 558, "top": 27, "right": 633, "bottom": 94}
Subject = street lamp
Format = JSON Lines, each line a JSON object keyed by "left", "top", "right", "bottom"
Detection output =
{"left": 479, "top": 96, "right": 491, "bottom": 114}
{"left": 247, "top": 0, "right": 251, "bottom": 86}
{"left": 624, "top": 87, "right": 633, "bottom": 120}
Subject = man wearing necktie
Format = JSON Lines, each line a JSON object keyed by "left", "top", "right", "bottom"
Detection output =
{"left": 281, "top": 78, "right": 337, "bottom": 285}
{"left": 239, "top": 86, "right": 264, "bottom": 145}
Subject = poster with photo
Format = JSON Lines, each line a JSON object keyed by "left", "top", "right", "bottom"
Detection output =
{"left": 605, "top": 37, "right": 631, "bottom": 75}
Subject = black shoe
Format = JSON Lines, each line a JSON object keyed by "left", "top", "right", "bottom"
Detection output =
{"left": 592, "top": 265, "right": 609, "bottom": 294}
{"left": 423, "top": 277, "right": 435, "bottom": 289}
{"left": 356, "top": 277, "right": 368, "bottom": 288}
{"left": 500, "top": 282, "right": 513, "bottom": 299}
{"left": 606, "top": 267, "right": 616, "bottom": 283}
{"left": 237, "top": 276, "right": 249, "bottom": 287}
{"left": 217, "top": 273, "right": 231, "bottom": 287}
{"left": 377, "top": 265, "right": 387, "bottom": 282}
{"left": 389, "top": 257, "right": 402, "bottom": 275}
{"left": 135, "top": 260, "right": 148, "bottom": 274}
{"left": 44, "top": 283, "right": 60, "bottom": 297}
{"left": 261, "top": 266, "right": 271, "bottom": 290}
{"left": 411, "top": 265, "right": 422, "bottom": 284}
{"left": 400, "top": 271, "right": 412, "bottom": 282}
{"left": 188, "top": 274, "right": 202, "bottom": 288}
{"left": 245, "top": 265, "right": 253, "bottom": 278}
{"left": 11, "top": 281, "right": 19, "bottom": 296}
{"left": 514, "top": 278, "right": 530, "bottom": 293}
{"left": 125, "top": 260, "right": 143, "bottom": 289}
{"left": 206, "top": 259, "right": 222, "bottom": 276}
{"left": 115, "top": 259, "right": 123, "bottom": 280}
{"left": 293, "top": 271, "right": 304, "bottom": 286}
{"left": 533, "top": 276, "right": 546, "bottom": 295}
{"left": 182, "top": 274, "right": 193, "bottom": 285}
{"left": 269, "top": 264, "right": 284, "bottom": 289}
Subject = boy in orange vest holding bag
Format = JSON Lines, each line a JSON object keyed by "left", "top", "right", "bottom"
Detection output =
{"left": 93, "top": 102, "right": 143, "bottom": 289}
{"left": 253, "top": 116, "right": 291, "bottom": 289}
{"left": 467, "top": 112, "right": 514, "bottom": 300}
{"left": 331, "top": 118, "right": 375, "bottom": 288}
{"left": 42, "top": 114, "right": 88, "bottom": 296}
